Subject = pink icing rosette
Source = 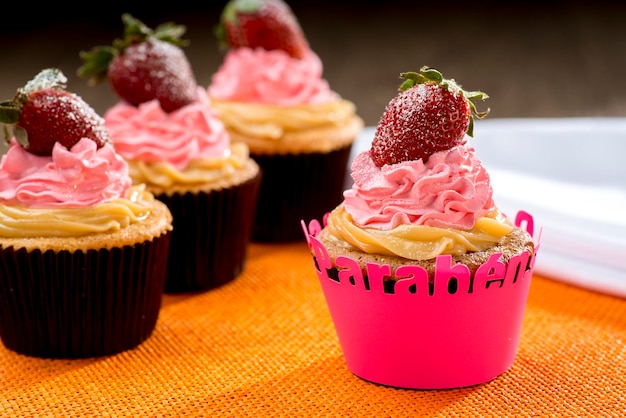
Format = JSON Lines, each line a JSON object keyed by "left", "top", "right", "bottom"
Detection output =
{"left": 105, "top": 88, "right": 230, "bottom": 170}
{"left": 0, "top": 138, "right": 130, "bottom": 208}
{"left": 208, "top": 48, "right": 336, "bottom": 106}
{"left": 343, "top": 146, "right": 494, "bottom": 230}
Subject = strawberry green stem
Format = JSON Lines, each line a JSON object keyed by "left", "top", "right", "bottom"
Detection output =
{"left": 399, "top": 66, "right": 490, "bottom": 137}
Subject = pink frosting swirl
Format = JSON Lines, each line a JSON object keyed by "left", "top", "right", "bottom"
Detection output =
{"left": 105, "top": 88, "right": 230, "bottom": 170}
{"left": 208, "top": 48, "right": 336, "bottom": 106}
{"left": 0, "top": 138, "right": 131, "bottom": 208}
{"left": 343, "top": 146, "right": 495, "bottom": 230}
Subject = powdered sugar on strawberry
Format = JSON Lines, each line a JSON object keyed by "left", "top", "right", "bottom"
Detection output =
{"left": 343, "top": 146, "right": 494, "bottom": 230}
{"left": 105, "top": 88, "right": 230, "bottom": 170}
{"left": 0, "top": 138, "right": 131, "bottom": 208}
{"left": 208, "top": 48, "right": 336, "bottom": 105}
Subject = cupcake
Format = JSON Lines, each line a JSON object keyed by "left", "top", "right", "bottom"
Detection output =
{"left": 302, "top": 67, "right": 540, "bottom": 389}
{"left": 78, "top": 14, "right": 261, "bottom": 293}
{"left": 0, "top": 68, "right": 173, "bottom": 358}
{"left": 209, "top": 0, "right": 364, "bottom": 242}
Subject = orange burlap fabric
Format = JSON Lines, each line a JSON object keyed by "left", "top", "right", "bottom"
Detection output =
{"left": 1, "top": 242, "right": 625, "bottom": 417}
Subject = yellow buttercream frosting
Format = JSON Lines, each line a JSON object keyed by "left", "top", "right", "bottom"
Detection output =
{"left": 212, "top": 99, "right": 362, "bottom": 154}
{"left": 0, "top": 184, "right": 155, "bottom": 238}
{"left": 325, "top": 205, "right": 514, "bottom": 261}
{"left": 127, "top": 142, "right": 252, "bottom": 189}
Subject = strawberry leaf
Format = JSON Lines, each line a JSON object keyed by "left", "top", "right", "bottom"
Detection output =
{"left": 13, "top": 126, "right": 28, "bottom": 148}
{"left": 77, "top": 47, "right": 117, "bottom": 84}
{"left": 121, "top": 13, "right": 152, "bottom": 44}
{"left": 467, "top": 116, "right": 475, "bottom": 138}
{"left": 0, "top": 101, "right": 21, "bottom": 124}
{"left": 420, "top": 67, "right": 443, "bottom": 83}
{"left": 153, "top": 22, "right": 190, "bottom": 47}
{"left": 0, "top": 100, "right": 20, "bottom": 145}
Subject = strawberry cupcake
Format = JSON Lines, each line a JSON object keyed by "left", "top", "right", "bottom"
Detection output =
{"left": 209, "top": 0, "right": 364, "bottom": 242}
{"left": 0, "top": 68, "right": 173, "bottom": 358}
{"left": 78, "top": 14, "right": 261, "bottom": 293}
{"left": 302, "top": 67, "right": 540, "bottom": 389}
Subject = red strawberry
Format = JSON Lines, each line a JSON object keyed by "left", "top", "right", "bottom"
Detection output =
{"left": 370, "top": 67, "right": 489, "bottom": 167}
{"left": 215, "top": 0, "right": 310, "bottom": 59}
{"left": 0, "top": 68, "right": 110, "bottom": 156}
{"left": 77, "top": 13, "right": 197, "bottom": 113}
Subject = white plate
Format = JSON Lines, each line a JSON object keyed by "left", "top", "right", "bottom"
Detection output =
{"left": 348, "top": 118, "right": 626, "bottom": 298}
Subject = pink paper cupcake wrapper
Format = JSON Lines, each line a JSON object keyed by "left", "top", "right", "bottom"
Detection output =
{"left": 302, "top": 211, "right": 540, "bottom": 389}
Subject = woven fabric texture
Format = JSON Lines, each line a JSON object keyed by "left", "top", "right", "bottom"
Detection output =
{"left": 1, "top": 242, "right": 625, "bottom": 417}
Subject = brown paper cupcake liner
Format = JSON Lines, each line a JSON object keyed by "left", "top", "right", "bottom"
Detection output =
{"left": 251, "top": 144, "right": 353, "bottom": 242}
{"left": 157, "top": 172, "right": 261, "bottom": 293}
{"left": 0, "top": 231, "right": 171, "bottom": 359}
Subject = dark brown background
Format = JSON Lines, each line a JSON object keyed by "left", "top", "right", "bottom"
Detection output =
{"left": 2, "top": 1, "right": 626, "bottom": 127}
